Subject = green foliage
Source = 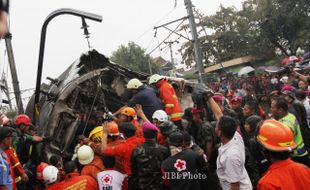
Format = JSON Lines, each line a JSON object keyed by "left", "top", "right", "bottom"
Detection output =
{"left": 110, "top": 42, "right": 159, "bottom": 74}
{"left": 180, "top": 0, "right": 310, "bottom": 66}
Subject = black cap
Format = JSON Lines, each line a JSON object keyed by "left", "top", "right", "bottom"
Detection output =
{"left": 168, "top": 131, "right": 183, "bottom": 147}
{"left": 0, "top": 127, "right": 12, "bottom": 141}
{"left": 120, "top": 122, "right": 136, "bottom": 133}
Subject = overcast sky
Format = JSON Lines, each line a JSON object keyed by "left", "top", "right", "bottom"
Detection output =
{"left": 0, "top": 0, "right": 243, "bottom": 103}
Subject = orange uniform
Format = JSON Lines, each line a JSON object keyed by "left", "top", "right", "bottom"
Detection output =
{"left": 58, "top": 172, "right": 98, "bottom": 190}
{"left": 131, "top": 119, "right": 143, "bottom": 137}
{"left": 45, "top": 182, "right": 62, "bottom": 190}
{"left": 5, "top": 146, "right": 26, "bottom": 187}
{"left": 107, "top": 139, "right": 125, "bottom": 174}
{"left": 156, "top": 79, "right": 182, "bottom": 121}
{"left": 81, "top": 155, "right": 105, "bottom": 181}
{"left": 257, "top": 158, "right": 310, "bottom": 190}
{"left": 104, "top": 136, "right": 144, "bottom": 175}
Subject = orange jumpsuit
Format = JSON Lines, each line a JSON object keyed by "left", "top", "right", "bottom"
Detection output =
{"left": 156, "top": 79, "right": 182, "bottom": 121}
{"left": 104, "top": 136, "right": 144, "bottom": 175}
{"left": 257, "top": 158, "right": 310, "bottom": 190}
{"left": 5, "top": 146, "right": 26, "bottom": 188}
{"left": 58, "top": 172, "right": 99, "bottom": 190}
{"left": 81, "top": 155, "right": 105, "bottom": 181}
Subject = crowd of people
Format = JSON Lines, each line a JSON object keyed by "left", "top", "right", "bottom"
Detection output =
{"left": 1, "top": 1, "right": 310, "bottom": 190}
{"left": 1, "top": 71, "right": 310, "bottom": 190}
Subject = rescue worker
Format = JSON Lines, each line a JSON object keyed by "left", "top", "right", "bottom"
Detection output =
{"left": 12, "top": 114, "right": 43, "bottom": 165}
{"left": 89, "top": 126, "right": 105, "bottom": 144}
{"left": 271, "top": 97, "right": 310, "bottom": 166}
{"left": 77, "top": 145, "right": 105, "bottom": 181}
{"left": 58, "top": 161, "right": 98, "bottom": 190}
{"left": 97, "top": 122, "right": 144, "bottom": 175}
{"left": 49, "top": 155, "right": 65, "bottom": 181}
{"left": 97, "top": 156, "right": 126, "bottom": 190}
{"left": 0, "top": 127, "right": 13, "bottom": 190}
{"left": 152, "top": 110, "right": 169, "bottom": 127}
{"left": 5, "top": 144, "right": 29, "bottom": 188}
{"left": 256, "top": 119, "right": 310, "bottom": 190}
{"left": 42, "top": 165, "right": 60, "bottom": 190}
{"left": 130, "top": 122, "right": 170, "bottom": 190}
{"left": 34, "top": 162, "right": 48, "bottom": 190}
{"left": 149, "top": 74, "right": 183, "bottom": 129}
{"left": 161, "top": 131, "right": 205, "bottom": 190}
{"left": 125, "top": 78, "right": 163, "bottom": 121}
{"left": 117, "top": 107, "right": 143, "bottom": 137}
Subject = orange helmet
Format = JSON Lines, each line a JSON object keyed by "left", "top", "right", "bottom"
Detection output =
{"left": 121, "top": 107, "right": 136, "bottom": 117}
{"left": 256, "top": 119, "right": 297, "bottom": 152}
{"left": 36, "top": 162, "right": 49, "bottom": 180}
{"left": 107, "top": 121, "right": 120, "bottom": 136}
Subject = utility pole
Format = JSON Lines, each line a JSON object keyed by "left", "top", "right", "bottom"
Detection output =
{"left": 4, "top": 33, "right": 24, "bottom": 114}
{"left": 164, "top": 41, "right": 178, "bottom": 65}
{"left": 184, "top": 0, "right": 204, "bottom": 83}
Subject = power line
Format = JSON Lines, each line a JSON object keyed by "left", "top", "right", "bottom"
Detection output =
{"left": 134, "top": 7, "right": 178, "bottom": 42}
{"left": 147, "top": 19, "right": 185, "bottom": 55}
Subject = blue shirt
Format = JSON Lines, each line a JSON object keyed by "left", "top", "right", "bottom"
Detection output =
{"left": 0, "top": 147, "right": 12, "bottom": 190}
{"left": 128, "top": 86, "right": 163, "bottom": 121}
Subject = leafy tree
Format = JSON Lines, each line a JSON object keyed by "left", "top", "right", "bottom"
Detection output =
{"left": 256, "top": 0, "right": 310, "bottom": 55}
{"left": 110, "top": 42, "right": 159, "bottom": 74}
{"left": 180, "top": 0, "right": 310, "bottom": 66}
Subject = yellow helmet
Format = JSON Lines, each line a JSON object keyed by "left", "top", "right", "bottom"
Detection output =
{"left": 89, "top": 126, "right": 104, "bottom": 143}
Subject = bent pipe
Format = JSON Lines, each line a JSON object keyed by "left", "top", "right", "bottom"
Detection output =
{"left": 34, "top": 8, "right": 102, "bottom": 124}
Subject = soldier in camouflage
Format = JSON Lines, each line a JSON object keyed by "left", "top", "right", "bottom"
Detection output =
{"left": 130, "top": 122, "right": 170, "bottom": 190}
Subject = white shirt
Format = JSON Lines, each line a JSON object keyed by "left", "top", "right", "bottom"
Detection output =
{"left": 217, "top": 132, "right": 252, "bottom": 190}
{"left": 302, "top": 98, "right": 310, "bottom": 127}
{"left": 97, "top": 169, "right": 126, "bottom": 190}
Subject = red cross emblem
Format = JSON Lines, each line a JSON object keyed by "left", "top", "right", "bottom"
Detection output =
{"left": 174, "top": 159, "right": 186, "bottom": 171}
{"left": 101, "top": 174, "right": 112, "bottom": 185}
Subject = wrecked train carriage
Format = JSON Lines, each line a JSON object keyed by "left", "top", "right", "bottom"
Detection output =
{"left": 26, "top": 50, "right": 148, "bottom": 160}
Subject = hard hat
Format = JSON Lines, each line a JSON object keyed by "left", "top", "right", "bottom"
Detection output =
{"left": 42, "top": 165, "right": 58, "bottom": 185}
{"left": 148, "top": 74, "right": 164, "bottom": 85}
{"left": 37, "top": 162, "right": 49, "bottom": 180}
{"left": 107, "top": 121, "right": 120, "bottom": 136}
{"left": 152, "top": 110, "right": 168, "bottom": 122}
{"left": 126, "top": 78, "right": 143, "bottom": 89}
{"left": 77, "top": 145, "right": 94, "bottom": 165}
{"left": 14, "top": 114, "right": 31, "bottom": 126}
{"left": 256, "top": 119, "right": 297, "bottom": 152}
{"left": 89, "top": 126, "right": 104, "bottom": 143}
{"left": 121, "top": 107, "right": 136, "bottom": 117}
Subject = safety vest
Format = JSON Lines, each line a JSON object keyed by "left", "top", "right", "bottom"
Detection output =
{"left": 157, "top": 80, "right": 183, "bottom": 121}
{"left": 279, "top": 113, "right": 308, "bottom": 157}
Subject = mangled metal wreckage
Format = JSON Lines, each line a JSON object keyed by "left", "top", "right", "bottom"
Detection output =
{"left": 26, "top": 50, "right": 149, "bottom": 161}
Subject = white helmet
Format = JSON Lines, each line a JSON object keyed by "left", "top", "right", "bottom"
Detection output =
{"left": 126, "top": 78, "right": 143, "bottom": 89}
{"left": 149, "top": 74, "right": 164, "bottom": 85}
{"left": 43, "top": 165, "right": 59, "bottom": 185}
{"left": 77, "top": 145, "right": 94, "bottom": 165}
{"left": 152, "top": 110, "right": 168, "bottom": 122}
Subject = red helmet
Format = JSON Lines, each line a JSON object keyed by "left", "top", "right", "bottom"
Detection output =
{"left": 14, "top": 114, "right": 31, "bottom": 126}
{"left": 36, "top": 162, "right": 49, "bottom": 180}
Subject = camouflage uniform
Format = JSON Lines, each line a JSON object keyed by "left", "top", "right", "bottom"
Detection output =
{"left": 130, "top": 139, "right": 170, "bottom": 190}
